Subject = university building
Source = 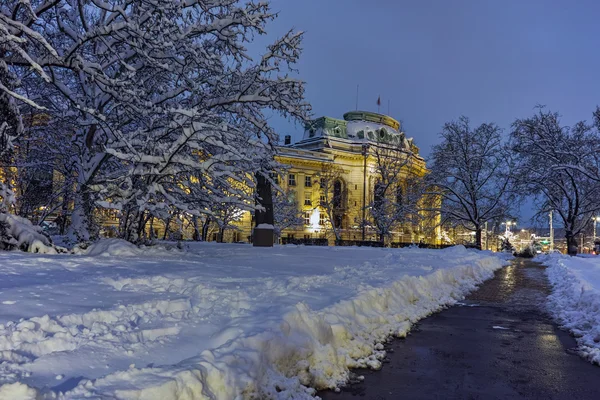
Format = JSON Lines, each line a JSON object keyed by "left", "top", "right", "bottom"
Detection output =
{"left": 235, "top": 110, "right": 441, "bottom": 245}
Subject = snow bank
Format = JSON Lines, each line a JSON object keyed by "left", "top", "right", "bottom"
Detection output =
{"left": 541, "top": 253, "right": 600, "bottom": 364}
{"left": 74, "top": 238, "right": 143, "bottom": 257}
{"left": 0, "top": 244, "right": 507, "bottom": 399}
{"left": 0, "top": 382, "right": 38, "bottom": 400}
{"left": 74, "top": 238, "right": 181, "bottom": 257}
{"left": 70, "top": 247, "right": 504, "bottom": 399}
{"left": 0, "top": 212, "right": 56, "bottom": 254}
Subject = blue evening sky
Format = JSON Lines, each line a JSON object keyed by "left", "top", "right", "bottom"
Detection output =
{"left": 259, "top": 0, "right": 600, "bottom": 223}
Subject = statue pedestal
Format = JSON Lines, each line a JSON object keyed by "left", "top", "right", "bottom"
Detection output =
{"left": 253, "top": 225, "right": 274, "bottom": 247}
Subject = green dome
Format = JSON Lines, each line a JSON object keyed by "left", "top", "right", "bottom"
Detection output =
{"left": 342, "top": 111, "right": 400, "bottom": 131}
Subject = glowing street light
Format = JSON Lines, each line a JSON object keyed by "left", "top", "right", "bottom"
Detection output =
{"left": 502, "top": 221, "right": 515, "bottom": 235}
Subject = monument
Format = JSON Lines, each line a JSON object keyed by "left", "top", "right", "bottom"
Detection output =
{"left": 253, "top": 173, "right": 274, "bottom": 247}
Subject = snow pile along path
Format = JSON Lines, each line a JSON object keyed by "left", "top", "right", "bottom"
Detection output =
{"left": 0, "top": 242, "right": 508, "bottom": 399}
{"left": 542, "top": 253, "right": 600, "bottom": 364}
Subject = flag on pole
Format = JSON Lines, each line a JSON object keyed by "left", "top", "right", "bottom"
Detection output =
{"left": 377, "top": 96, "right": 381, "bottom": 106}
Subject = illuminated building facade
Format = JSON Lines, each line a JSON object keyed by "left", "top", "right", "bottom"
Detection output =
{"left": 234, "top": 110, "right": 441, "bottom": 245}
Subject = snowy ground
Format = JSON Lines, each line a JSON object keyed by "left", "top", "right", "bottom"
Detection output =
{"left": 0, "top": 241, "right": 508, "bottom": 399}
{"left": 542, "top": 253, "right": 600, "bottom": 365}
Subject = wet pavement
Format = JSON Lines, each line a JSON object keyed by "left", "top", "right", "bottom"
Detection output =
{"left": 319, "top": 258, "right": 600, "bottom": 400}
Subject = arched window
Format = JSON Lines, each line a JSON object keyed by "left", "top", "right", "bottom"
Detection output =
{"left": 333, "top": 179, "right": 343, "bottom": 209}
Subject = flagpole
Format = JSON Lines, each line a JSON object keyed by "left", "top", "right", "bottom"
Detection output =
{"left": 355, "top": 84, "right": 359, "bottom": 110}
{"left": 387, "top": 100, "right": 390, "bottom": 116}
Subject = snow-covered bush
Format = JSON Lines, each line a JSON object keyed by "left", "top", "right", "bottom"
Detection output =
{"left": 0, "top": 212, "right": 58, "bottom": 254}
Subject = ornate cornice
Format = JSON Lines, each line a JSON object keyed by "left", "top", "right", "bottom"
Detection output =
{"left": 343, "top": 110, "right": 401, "bottom": 131}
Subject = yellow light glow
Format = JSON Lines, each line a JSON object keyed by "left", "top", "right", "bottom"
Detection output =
{"left": 306, "top": 208, "right": 321, "bottom": 233}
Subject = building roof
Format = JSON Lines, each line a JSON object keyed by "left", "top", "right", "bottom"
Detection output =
{"left": 285, "top": 111, "right": 422, "bottom": 161}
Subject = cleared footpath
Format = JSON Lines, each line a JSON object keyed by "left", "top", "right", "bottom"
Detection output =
{"left": 320, "top": 258, "right": 600, "bottom": 400}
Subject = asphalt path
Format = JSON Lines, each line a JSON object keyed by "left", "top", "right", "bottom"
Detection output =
{"left": 319, "top": 258, "right": 600, "bottom": 400}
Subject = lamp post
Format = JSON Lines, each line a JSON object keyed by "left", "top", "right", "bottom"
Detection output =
{"left": 361, "top": 144, "right": 369, "bottom": 241}
{"left": 549, "top": 211, "right": 554, "bottom": 251}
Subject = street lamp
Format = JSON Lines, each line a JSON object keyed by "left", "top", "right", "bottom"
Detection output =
{"left": 503, "top": 221, "right": 515, "bottom": 235}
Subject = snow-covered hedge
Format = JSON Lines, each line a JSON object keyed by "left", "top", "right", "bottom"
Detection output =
{"left": 0, "top": 213, "right": 58, "bottom": 254}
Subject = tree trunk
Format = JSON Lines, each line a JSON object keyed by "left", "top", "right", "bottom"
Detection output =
{"left": 69, "top": 188, "right": 96, "bottom": 242}
{"left": 334, "top": 228, "right": 341, "bottom": 242}
{"left": 149, "top": 216, "right": 155, "bottom": 240}
{"left": 162, "top": 215, "right": 171, "bottom": 240}
{"left": 217, "top": 227, "right": 224, "bottom": 243}
{"left": 59, "top": 181, "right": 71, "bottom": 235}
{"left": 201, "top": 217, "right": 211, "bottom": 241}
{"left": 475, "top": 226, "right": 482, "bottom": 250}
{"left": 566, "top": 231, "right": 578, "bottom": 256}
{"left": 192, "top": 216, "right": 200, "bottom": 241}
{"left": 135, "top": 211, "right": 147, "bottom": 242}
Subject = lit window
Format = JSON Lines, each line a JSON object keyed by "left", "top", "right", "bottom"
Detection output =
{"left": 304, "top": 192, "right": 312, "bottom": 206}
{"left": 288, "top": 174, "right": 296, "bottom": 186}
{"left": 305, "top": 176, "right": 312, "bottom": 187}
{"left": 304, "top": 211, "right": 311, "bottom": 225}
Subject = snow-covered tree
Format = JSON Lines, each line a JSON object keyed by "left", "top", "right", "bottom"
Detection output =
{"left": 511, "top": 107, "right": 600, "bottom": 255}
{"left": 273, "top": 187, "right": 303, "bottom": 240}
{"left": 210, "top": 202, "right": 243, "bottom": 243}
{"left": 317, "top": 162, "right": 345, "bottom": 242}
{"left": 2, "top": 0, "right": 310, "bottom": 242}
{"left": 427, "top": 117, "right": 517, "bottom": 250}
{"left": 0, "top": 56, "right": 22, "bottom": 212}
{"left": 365, "top": 139, "right": 423, "bottom": 243}
{"left": 0, "top": 61, "right": 21, "bottom": 157}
